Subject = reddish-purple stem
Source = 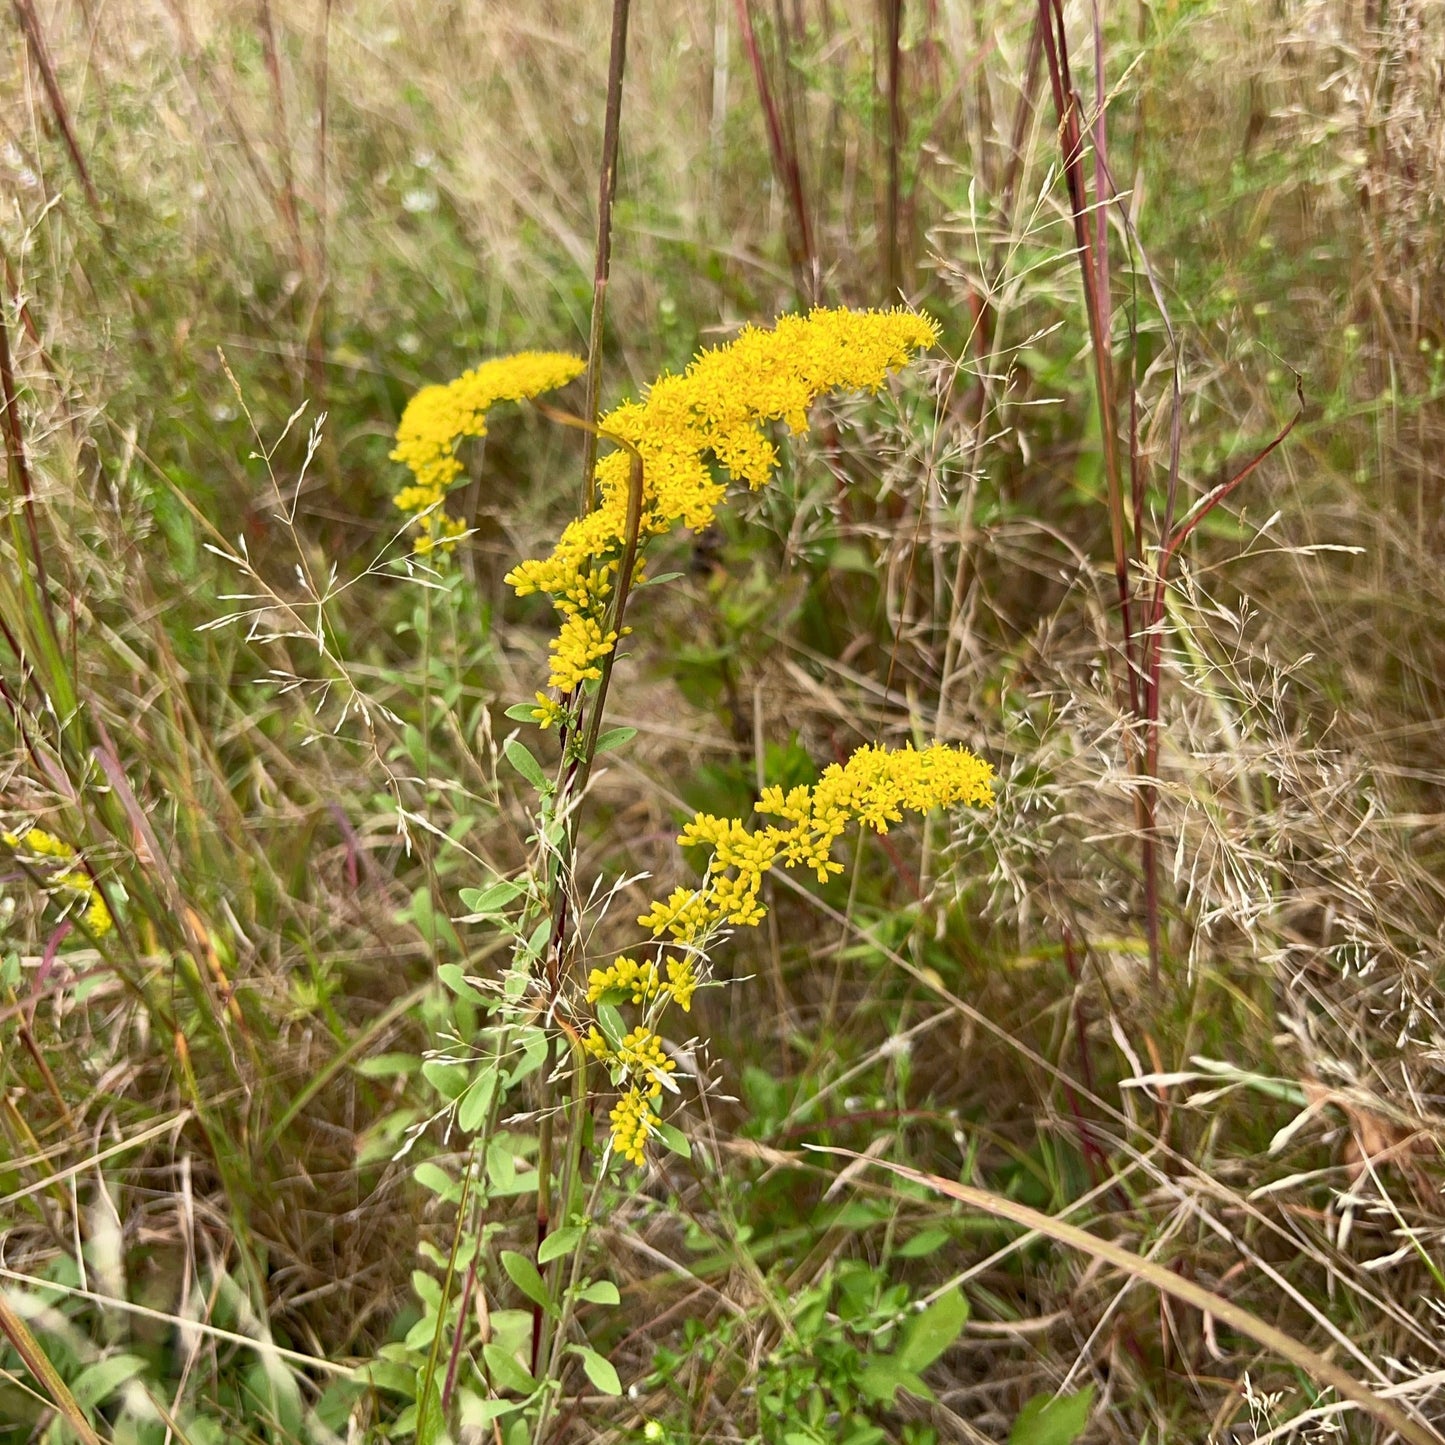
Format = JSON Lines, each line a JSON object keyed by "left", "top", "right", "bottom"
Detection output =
{"left": 736, "top": 0, "right": 817, "bottom": 298}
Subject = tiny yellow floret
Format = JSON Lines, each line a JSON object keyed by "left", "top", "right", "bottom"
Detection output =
{"left": 587, "top": 956, "right": 662, "bottom": 1006}
{"left": 663, "top": 955, "right": 697, "bottom": 1012}
{"left": 617, "top": 1026, "right": 676, "bottom": 1099}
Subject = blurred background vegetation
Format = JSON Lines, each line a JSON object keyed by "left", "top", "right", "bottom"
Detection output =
{"left": 1, "top": 0, "right": 1443, "bottom": 1441}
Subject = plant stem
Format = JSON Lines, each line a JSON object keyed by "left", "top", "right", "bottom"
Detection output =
{"left": 581, "top": 0, "right": 632, "bottom": 513}
{"left": 882, "top": 0, "right": 904, "bottom": 298}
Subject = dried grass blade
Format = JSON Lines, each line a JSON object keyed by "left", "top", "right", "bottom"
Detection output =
{"left": 0, "top": 1290, "right": 106, "bottom": 1445}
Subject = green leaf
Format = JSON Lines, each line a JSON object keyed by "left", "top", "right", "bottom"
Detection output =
{"left": 353, "top": 1052, "right": 419, "bottom": 1079}
{"left": 538, "top": 1226, "right": 583, "bottom": 1264}
{"left": 458, "top": 880, "right": 526, "bottom": 916}
{"left": 896, "top": 1288, "right": 969, "bottom": 1374}
{"left": 576, "top": 1279, "right": 620, "bottom": 1305}
{"left": 412, "top": 1162, "right": 459, "bottom": 1201}
{"left": 1009, "top": 1386, "right": 1095, "bottom": 1445}
{"left": 592, "top": 726, "right": 637, "bottom": 755}
{"left": 482, "top": 1342, "right": 537, "bottom": 1396}
{"left": 857, "top": 1357, "right": 932, "bottom": 1405}
{"left": 568, "top": 1344, "right": 621, "bottom": 1396}
{"left": 486, "top": 1138, "right": 517, "bottom": 1193}
{"left": 457, "top": 1068, "right": 498, "bottom": 1134}
{"left": 503, "top": 738, "right": 548, "bottom": 791}
{"left": 72, "top": 1353, "right": 148, "bottom": 1409}
{"left": 896, "top": 1225, "right": 952, "bottom": 1258}
{"left": 421, "top": 1059, "right": 469, "bottom": 1100}
{"left": 459, "top": 1390, "right": 524, "bottom": 1427}
{"left": 656, "top": 1122, "right": 692, "bottom": 1158}
{"left": 508, "top": 1026, "right": 549, "bottom": 1086}
{"left": 351, "top": 1360, "right": 416, "bottom": 1397}
{"left": 636, "top": 570, "right": 685, "bottom": 588}
{"left": 595, "top": 1002, "right": 626, "bottom": 1051}
{"left": 411, "top": 1269, "right": 443, "bottom": 1311}
{"left": 436, "top": 963, "right": 487, "bottom": 1005}
{"left": 500, "top": 1250, "right": 553, "bottom": 1313}
{"left": 504, "top": 703, "right": 540, "bottom": 722}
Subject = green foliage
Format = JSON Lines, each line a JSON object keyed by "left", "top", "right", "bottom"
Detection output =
{"left": 644, "top": 1265, "right": 967, "bottom": 1444}
{"left": 1009, "top": 1387, "right": 1095, "bottom": 1445}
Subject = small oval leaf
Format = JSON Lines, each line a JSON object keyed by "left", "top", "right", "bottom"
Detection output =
{"left": 569, "top": 1344, "right": 621, "bottom": 1396}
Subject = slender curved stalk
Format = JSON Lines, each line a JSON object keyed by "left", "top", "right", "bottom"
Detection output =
{"left": 417, "top": 1140, "right": 479, "bottom": 1439}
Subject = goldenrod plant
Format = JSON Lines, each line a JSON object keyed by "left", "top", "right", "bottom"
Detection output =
{"left": 384, "top": 308, "right": 995, "bottom": 1439}
{"left": 6, "top": 6, "right": 1444, "bottom": 1444}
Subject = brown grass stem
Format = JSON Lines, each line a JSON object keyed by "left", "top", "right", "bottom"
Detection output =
{"left": 0, "top": 289, "right": 49, "bottom": 604}
{"left": 881, "top": 0, "right": 904, "bottom": 298}
{"left": 10, "top": 0, "right": 101, "bottom": 214}
{"left": 255, "top": 0, "right": 305, "bottom": 269}
{"left": 1037, "top": 0, "right": 1130, "bottom": 691}
{"left": 736, "top": 0, "right": 817, "bottom": 300}
{"left": 580, "top": 0, "right": 632, "bottom": 514}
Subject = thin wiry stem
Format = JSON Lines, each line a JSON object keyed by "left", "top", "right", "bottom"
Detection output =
{"left": 10, "top": 0, "right": 102, "bottom": 214}
{"left": 882, "top": 0, "right": 904, "bottom": 298}
{"left": 580, "top": 0, "right": 632, "bottom": 513}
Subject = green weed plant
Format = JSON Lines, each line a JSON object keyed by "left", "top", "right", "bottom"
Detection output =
{"left": 372, "top": 307, "right": 995, "bottom": 1442}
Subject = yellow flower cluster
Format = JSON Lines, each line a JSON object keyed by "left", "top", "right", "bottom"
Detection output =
{"left": 588, "top": 1017, "right": 677, "bottom": 1169}
{"left": 586, "top": 952, "right": 697, "bottom": 1012}
{"left": 642, "top": 742, "right": 995, "bottom": 946}
{"left": 587, "top": 955, "right": 661, "bottom": 1005}
{"left": 505, "top": 308, "right": 939, "bottom": 712}
{"left": 609, "top": 1087, "right": 656, "bottom": 1168}
{"left": 663, "top": 955, "right": 697, "bottom": 1011}
{"left": 599, "top": 743, "right": 992, "bottom": 1169}
{"left": 390, "top": 350, "right": 584, "bottom": 552}
{"left": 617, "top": 1026, "right": 676, "bottom": 1096}
{"left": 3, "top": 826, "right": 113, "bottom": 936}
{"left": 586, "top": 1022, "right": 676, "bottom": 1095}
{"left": 585, "top": 952, "right": 702, "bottom": 1168}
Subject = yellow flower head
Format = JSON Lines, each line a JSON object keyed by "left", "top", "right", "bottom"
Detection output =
{"left": 642, "top": 741, "right": 994, "bottom": 940}
{"left": 3, "top": 826, "right": 113, "bottom": 937}
{"left": 506, "top": 308, "right": 938, "bottom": 719}
{"left": 391, "top": 350, "right": 584, "bottom": 551}
{"left": 587, "top": 955, "right": 662, "bottom": 1006}
{"left": 663, "top": 955, "right": 697, "bottom": 1012}
{"left": 617, "top": 1026, "right": 676, "bottom": 1099}
{"left": 609, "top": 1086, "right": 657, "bottom": 1168}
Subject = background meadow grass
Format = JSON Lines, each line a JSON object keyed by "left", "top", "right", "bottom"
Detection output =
{"left": 2, "top": 0, "right": 1444, "bottom": 1441}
